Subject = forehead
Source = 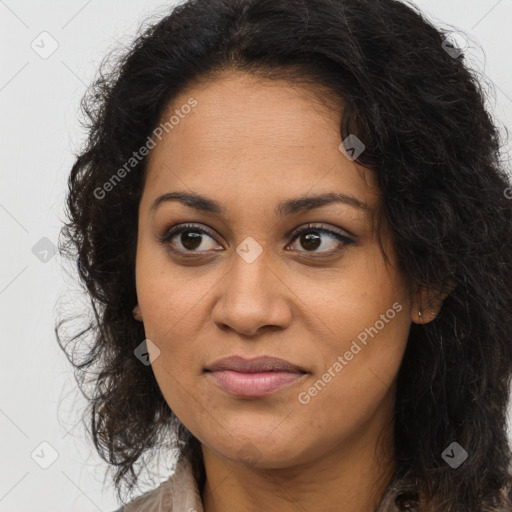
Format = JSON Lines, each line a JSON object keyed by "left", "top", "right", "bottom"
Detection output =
{"left": 154, "top": 73, "right": 340, "bottom": 151}
{"left": 142, "top": 71, "right": 379, "bottom": 213}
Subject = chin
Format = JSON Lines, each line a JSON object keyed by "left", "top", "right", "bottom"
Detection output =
{"left": 204, "top": 427, "right": 309, "bottom": 469}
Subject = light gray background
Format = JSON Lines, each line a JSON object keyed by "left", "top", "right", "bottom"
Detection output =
{"left": 1, "top": 1, "right": 511, "bottom": 511}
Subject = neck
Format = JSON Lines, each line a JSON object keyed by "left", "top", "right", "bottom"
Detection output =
{"left": 200, "top": 391, "right": 396, "bottom": 512}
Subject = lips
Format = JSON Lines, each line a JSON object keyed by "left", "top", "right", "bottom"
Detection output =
{"left": 204, "top": 356, "right": 308, "bottom": 398}
{"left": 205, "top": 355, "right": 307, "bottom": 373}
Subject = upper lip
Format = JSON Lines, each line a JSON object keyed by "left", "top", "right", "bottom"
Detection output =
{"left": 205, "top": 355, "right": 307, "bottom": 373}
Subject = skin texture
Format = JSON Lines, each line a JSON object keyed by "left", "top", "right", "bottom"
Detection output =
{"left": 134, "top": 71, "right": 442, "bottom": 512}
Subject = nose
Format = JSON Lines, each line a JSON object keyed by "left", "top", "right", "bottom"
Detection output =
{"left": 211, "top": 248, "right": 293, "bottom": 337}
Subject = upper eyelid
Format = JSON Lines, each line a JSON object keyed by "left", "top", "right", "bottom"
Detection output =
{"left": 288, "top": 223, "right": 352, "bottom": 240}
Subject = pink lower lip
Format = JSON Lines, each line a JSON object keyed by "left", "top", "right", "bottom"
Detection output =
{"left": 207, "top": 370, "right": 307, "bottom": 398}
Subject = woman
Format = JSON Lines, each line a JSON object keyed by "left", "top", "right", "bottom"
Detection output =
{"left": 56, "top": 0, "right": 512, "bottom": 510}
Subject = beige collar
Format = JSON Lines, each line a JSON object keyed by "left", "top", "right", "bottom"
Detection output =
{"left": 116, "top": 456, "right": 203, "bottom": 511}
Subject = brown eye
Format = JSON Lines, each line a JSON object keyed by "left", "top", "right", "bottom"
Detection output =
{"left": 299, "top": 232, "right": 322, "bottom": 251}
{"left": 179, "top": 230, "right": 203, "bottom": 250}
{"left": 159, "top": 224, "right": 222, "bottom": 253}
{"left": 287, "top": 224, "right": 354, "bottom": 254}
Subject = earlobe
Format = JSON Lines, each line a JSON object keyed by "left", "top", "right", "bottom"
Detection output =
{"left": 411, "top": 280, "right": 455, "bottom": 324}
{"left": 414, "top": 303, "right": 438, "bottom": 324}
{"left": 132, "top": 304, "right": 143, "bottom": 322}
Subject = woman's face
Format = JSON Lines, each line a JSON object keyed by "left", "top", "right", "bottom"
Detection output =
{"left": 135, "top": 71, "right": 415, "bottom": 468}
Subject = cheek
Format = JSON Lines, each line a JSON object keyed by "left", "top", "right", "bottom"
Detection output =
{"left": 291, "top": 308, "right": 409, "bottom": 458}
{"left": 135, "top": 244, "right": 215, "bottom": 341}
{"left": 305, "top": 242, "right": 409, "bottom": 353}
{"left": 295, "top": 250, "right": 410, "bottom": 421}
{"left": 134, "top": 249, "right": 221, "bottom": 398}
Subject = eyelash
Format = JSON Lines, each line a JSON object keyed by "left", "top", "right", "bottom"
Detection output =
{"left": 158, "top": 223, "right": 354, "bottom": 257}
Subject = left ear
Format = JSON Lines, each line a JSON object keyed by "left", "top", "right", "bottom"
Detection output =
{"left": 411, "top": 279, "right": 455, "bottom": 325}
{"left": 132, "top": 304, "right": 143, "bottom": 322}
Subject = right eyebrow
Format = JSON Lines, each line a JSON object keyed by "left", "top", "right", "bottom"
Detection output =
{"left": 150, "top": 191, "right": 223, "bottom": 215}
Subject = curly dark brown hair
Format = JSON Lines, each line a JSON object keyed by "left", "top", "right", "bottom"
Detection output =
{"left": 56, "top": 0, "right": 512, "bottom": 510}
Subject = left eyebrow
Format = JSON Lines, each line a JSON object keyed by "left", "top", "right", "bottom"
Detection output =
{"left": 276, "top": 192, "right": 369, "bottom": 216}
{"left": 149, "top": 191, "right": 369, "bottom": 217}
